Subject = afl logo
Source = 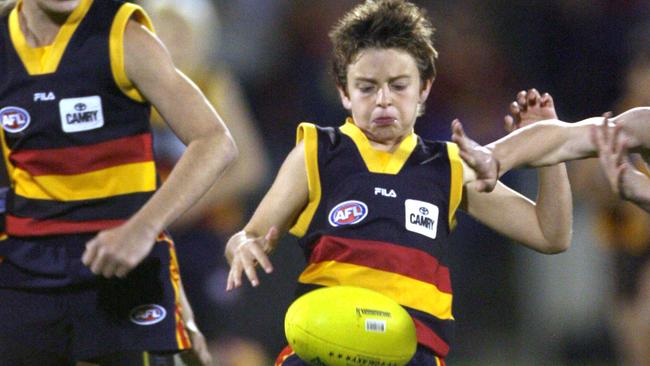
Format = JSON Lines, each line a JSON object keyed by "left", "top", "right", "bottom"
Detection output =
{"left": 0, "top": 106, "right": 31, "bottom": 133}
{"left": 129, "top": 304, "right": 167, "bottom": 325}
{"left": 328, "top": 200, "right": 368, "bottom": 227}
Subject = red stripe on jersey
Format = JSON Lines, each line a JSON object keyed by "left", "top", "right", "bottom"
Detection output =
{"left": 413, "top": 318, "right": 450, "bottom": 357}
{"left": 6, "top": 215, "right": 124, "bottom": 236}
{"left": 10, "top": 133, "right": 154, "bottom": 175}
{"left": 309, "top": 235, "right": 451, "bottom": 293}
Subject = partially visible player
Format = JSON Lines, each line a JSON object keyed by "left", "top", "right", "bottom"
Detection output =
{"left": 451, "top": 89, "right": 650, "bottom": 210}
{"left": 0, "top": 0, "right": 236, "bottom": 365}
{"left": 224, "top": 1, "right": 572, "bottom": 365}
{"left": 456, "top": 87, "right": 650, "bottom": 365}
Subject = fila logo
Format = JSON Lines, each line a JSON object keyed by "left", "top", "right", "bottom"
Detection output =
{"left": 374, "top": 187, "right": 397, "bottom": 198}
{"left": 34, "top": 92, "right": 56, "bottom": 101}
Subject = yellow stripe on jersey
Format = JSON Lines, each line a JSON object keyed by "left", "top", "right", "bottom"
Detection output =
{"left": 446, "top": 142, "right": 463, "bottom": 230}
{"left": 13, "top": 161, "right": 156, "bottom": 201}
{"left": 298, "top": 260, "right": 454, "bottom": 320}
{"left": 110, "top": 3, "right": 154, "bottom": 102}
{"left": 289, "top": 123, "right": 321, "bottom": 237}
{"left": 340, "top": 118, "right": 417, "bottom": 174}
{"left": 9, "top": 0, "right": 93, "bottom": 75}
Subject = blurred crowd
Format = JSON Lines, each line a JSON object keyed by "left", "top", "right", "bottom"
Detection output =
{"left": 140, "top": 0, "right": 650, "bottom": 365}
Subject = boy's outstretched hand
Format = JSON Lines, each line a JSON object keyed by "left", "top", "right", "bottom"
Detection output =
{"left": 225, "top": 227, "right": 279, "bottom": 290}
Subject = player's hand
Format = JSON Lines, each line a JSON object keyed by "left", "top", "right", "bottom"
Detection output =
{"left": 591, "top": 113, "right": 645, "bottom": 201}
{"left": 451, "top": 119, "right": 499, "bottom": 192}
{"left": 225, "top": 227, "right": 279, "bottom": 290}
{"left": 505, "top": 88, "right": 557, "bottom": 131}
{"left": 180, "top": 321, "right": 214, "bottom": 366}
{"left": 81, "top": 222, "right": 157, "bottom": 278}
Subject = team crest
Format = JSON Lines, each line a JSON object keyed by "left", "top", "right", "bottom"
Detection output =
{"left": 0, "top": 106, "right": 31, "bottom": 133}
{"left": 328, "top": 200, "right": 368, "bottom": 227}
{"left": 129, "top": 304, "right": 167, "bottom": 325}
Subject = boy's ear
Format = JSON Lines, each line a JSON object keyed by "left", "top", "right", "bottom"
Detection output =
{"left": 338, "top": 86, "right": 352, "bottom": 110}
{"left": 419, "top": 79, "right": 433, "bottom": 104}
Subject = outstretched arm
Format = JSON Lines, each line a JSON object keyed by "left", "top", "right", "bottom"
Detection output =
{"left": 453, "top": 93, "right": 650, "bottom": 192}
{"left": 225, "top": 143, "right": 309, "bottom": 290}
{"left": 491, "top": 106, "right": 650, "bottom": 171}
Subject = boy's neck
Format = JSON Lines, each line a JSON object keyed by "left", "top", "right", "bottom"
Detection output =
{"left": 19, "top": 2, "right": 71, "bottom": 47}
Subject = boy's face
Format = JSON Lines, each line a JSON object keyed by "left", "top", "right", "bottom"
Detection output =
{"left": 339, "top": 48, "right": 431, "bottom": 148}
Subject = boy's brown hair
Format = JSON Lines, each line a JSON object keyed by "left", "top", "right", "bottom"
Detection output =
{"left": 329, "top": 0, "right": 438, "bottom": 93}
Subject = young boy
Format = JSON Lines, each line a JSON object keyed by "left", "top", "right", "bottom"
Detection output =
{"left": 0, "top": 0, "right": 235, "bottom": 364}
{"left": 225, "top": 1, "right": 572, "bottom": 365}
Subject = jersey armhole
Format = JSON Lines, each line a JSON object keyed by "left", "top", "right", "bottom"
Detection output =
{"left": 289, "top": 123, "right": 321, "bottom": 237}
{"left": 446, "top": 142, "right": 463, "bottom": 231}
{"left": 109, "top": 3, "right": 154, "bottom": 102}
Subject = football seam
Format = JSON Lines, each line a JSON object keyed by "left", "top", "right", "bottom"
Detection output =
{"left": 290, "top": 322, "right": 413, "bottom": 360}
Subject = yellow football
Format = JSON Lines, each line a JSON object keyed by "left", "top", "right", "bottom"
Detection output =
{"left": 284, "top": 286, "right": 417, "bottom": 366}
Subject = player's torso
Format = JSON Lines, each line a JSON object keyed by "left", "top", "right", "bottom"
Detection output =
{"left": 293, "top": 121, "right": 463, "bottom": 357}
{"left": 299, "top": 122, "right": 460, "bottom": 259}
{"left": 0, "top": 0, "right": 156, "bottom": 237}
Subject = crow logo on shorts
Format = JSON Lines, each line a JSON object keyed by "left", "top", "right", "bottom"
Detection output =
{"left": 129, "top": 304, "right": 167, "bottom": 325}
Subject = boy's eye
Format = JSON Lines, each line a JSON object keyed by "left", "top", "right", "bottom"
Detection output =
{"left": 358, "top": 84, "right": 375, "bottom": 93}
{"left": 391, "top": 83, "right": 408, "bottom": 91}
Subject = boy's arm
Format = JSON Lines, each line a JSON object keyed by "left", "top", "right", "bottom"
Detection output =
{"left": 225, "top": 143, "right": 309, "bottom": 290}
{"left": 461, "top": 89, "right": 572, "bottom": 253}
{"left": 610, "top": 107, "right": 650, "bottom": 150}
{"left": 463, "top": 177, "right": 572, "bottom": 253}
{"left": 82, "top": 21, "right": 237, "bottom": 278}
{"left": 493, "top": 106, "right": 650, "bottom": 168}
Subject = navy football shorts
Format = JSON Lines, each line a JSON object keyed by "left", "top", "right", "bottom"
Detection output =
{"left": 0, "top": 233, "right": 190, "bottom": 365}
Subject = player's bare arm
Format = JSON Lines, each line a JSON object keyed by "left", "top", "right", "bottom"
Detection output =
{"left": 610, "top": 107, "right": 650, "bottom": 150}
{"left": 459, "top": 155, "right": 573, "bottom": 254}
{"left": 225, "top": 142, "right": 309, "bottom": 290}
{"left": 82, "top": 19, "right": 237, "bottom": 278}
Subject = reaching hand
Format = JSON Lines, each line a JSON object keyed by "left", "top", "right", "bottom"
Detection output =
{"left": 451, "top": 119, "right": 499, "bottom": 192}
{"left": 591, "top": 113, "right": 644, "bottom": 201}
{"left": 504, "top": 88, "right": 557, "bottom": 131}
{"left": 81, "top": 222, "right": 157, "bottom": 278}
{"left": 225, "top": 227, "right": 279, "bottom": 290}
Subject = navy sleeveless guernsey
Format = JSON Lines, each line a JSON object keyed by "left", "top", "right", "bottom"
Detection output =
{"left": 0, "top": 0, "right": 157, "bottom": 237}
{"left": 289, "top": 119, "right": 464, "bottom": 358}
